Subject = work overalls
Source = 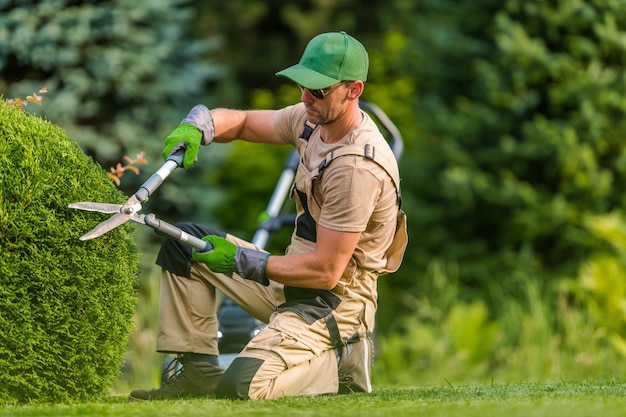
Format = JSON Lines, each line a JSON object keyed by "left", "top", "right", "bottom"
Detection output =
{"left": 155, "top": 122, "right": 407, "bottom": 399}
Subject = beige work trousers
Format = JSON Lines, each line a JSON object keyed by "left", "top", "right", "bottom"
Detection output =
{"left": 156, "top": 233, "right": 342, "bottom": 399}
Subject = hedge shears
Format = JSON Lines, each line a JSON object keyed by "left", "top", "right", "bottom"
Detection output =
{"left": 69, "top": 148, "right": 213, "bottom": 252}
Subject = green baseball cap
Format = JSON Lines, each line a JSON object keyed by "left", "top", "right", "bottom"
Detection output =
{"left": 276, "top": 31, "right": 369, "bottom": 90}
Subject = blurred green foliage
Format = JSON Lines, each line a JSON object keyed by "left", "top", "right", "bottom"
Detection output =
{"left": 0, "top": 0, "right": 223, "bottom": 223}
{"left": 569, "top": 212, "right": 626, "bottom": 355}
{"left": 369, "top": 0, "right": 626, "bottom": 329}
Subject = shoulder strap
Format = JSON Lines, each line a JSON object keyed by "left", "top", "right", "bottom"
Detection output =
{"left": 316, "top": 144, "right": 402, "bottom": 207}
{"left": 299, "top": 129, "right": 407, "bottom": 273}
{"left": 299, "top": 120, "right": 318, "bottom": 141}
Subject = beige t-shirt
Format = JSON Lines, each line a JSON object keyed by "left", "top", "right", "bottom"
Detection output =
{"left": 273, "top": 103, "right": 400, "bottom": 274}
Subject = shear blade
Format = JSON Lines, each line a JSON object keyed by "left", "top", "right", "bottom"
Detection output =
{"left": 69, "top": 202, "right": 122, "bottom": 214}
{"left": 78, "top": 212, "right": 131, "bottom": 240}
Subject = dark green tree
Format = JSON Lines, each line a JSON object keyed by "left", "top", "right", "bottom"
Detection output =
{"left": 375, "top": 0, "right": 626, "bottom": 322}
{"left": 192, "top": 0, "right": 389, "bottom": 93}
{"left": 0, "top": 0, "right": 223, "bottom": 222}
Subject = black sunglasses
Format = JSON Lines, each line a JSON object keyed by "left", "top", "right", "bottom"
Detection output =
{"left": 297, "top": 81, "right": 348, "bottom": 100}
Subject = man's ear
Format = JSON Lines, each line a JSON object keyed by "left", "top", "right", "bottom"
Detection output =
{"left": 347, "top": 80, "right": 364, "bottom": 100}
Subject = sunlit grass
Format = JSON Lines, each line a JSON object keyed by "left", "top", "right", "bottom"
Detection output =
{"left": 2, "top": 380, "right": 625, "bottom": 417}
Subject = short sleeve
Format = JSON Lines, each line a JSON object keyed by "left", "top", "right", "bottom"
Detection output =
{"left": 317, "top": 158, "right": 383, "bottom": 232}
{"left": 273, "top": 103, "right": 308, "bottom": 146}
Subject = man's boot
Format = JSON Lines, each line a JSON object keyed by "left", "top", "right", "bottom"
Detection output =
{"left": 129, "top": 354, "right": 224, "bottom": 401}
{"left": 337, "top": 335, "right": 374, "bottom": 394}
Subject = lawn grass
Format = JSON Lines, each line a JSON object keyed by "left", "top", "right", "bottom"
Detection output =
{"left": 1, "top": 379, "right": 624, "bottom": 417}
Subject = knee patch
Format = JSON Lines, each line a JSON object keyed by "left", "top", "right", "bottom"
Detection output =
{"left": 215, "top": 357, "right": 264, "bottom": 400}
{"left": 155, "top": 222, "right": 225, "bottom": 277}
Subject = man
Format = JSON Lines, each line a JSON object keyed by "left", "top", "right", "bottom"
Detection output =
{"left": 130, "top": 31, "right": 407, "bottom": 401}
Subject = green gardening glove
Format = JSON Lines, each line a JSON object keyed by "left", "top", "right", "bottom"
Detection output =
{"left": 192, "top": 235, "right": 271, "bottom": 286}
{"left": 162, "top": 123, "right": 202, "bottom": 169}
{"left": 163, "top": 105, "right": 215, "bottom": 169}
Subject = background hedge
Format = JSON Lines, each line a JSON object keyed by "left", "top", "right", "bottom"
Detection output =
{"left": 0, "top": 102, "right": 139, "bottom": 403}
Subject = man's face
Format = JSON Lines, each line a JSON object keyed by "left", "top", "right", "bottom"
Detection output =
{"left": 299, "top": 81, "right": 351, "bottom": 125}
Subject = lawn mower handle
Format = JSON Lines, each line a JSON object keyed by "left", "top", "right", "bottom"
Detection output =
{"left": 359, "top": 101, "right": 404, "bottom": 160}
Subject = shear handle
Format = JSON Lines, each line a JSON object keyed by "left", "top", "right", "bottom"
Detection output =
{"left": 143, "top": 214, "right": 213, "bottom": 252}
{"left": 134, "top": 148, "right": 185, "bottom": 203}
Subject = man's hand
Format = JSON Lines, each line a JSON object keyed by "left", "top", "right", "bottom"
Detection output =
{"left": 162, "top": 123, "right": 202, "bottom": 169}
{"left": 163, "top": 105, "right": 215, "bottom": 169}
{"left": 192, "top": 235, "right": 271, "bottom": 286}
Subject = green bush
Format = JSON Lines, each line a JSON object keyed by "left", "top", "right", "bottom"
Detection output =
{"left": 568, "top": 212, "right": 626, "bottom": 355}
{"left": 0, "top": 102, "right": 139, "bottom": 404}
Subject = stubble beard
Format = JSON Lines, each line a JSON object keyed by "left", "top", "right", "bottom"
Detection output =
{"left": 305, "top": 104, "right": 337, "bottom": 125}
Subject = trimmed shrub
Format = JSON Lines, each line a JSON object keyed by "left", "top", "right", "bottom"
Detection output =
{"left": 0, "top": 102, "right": 139, "bottom": 404}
